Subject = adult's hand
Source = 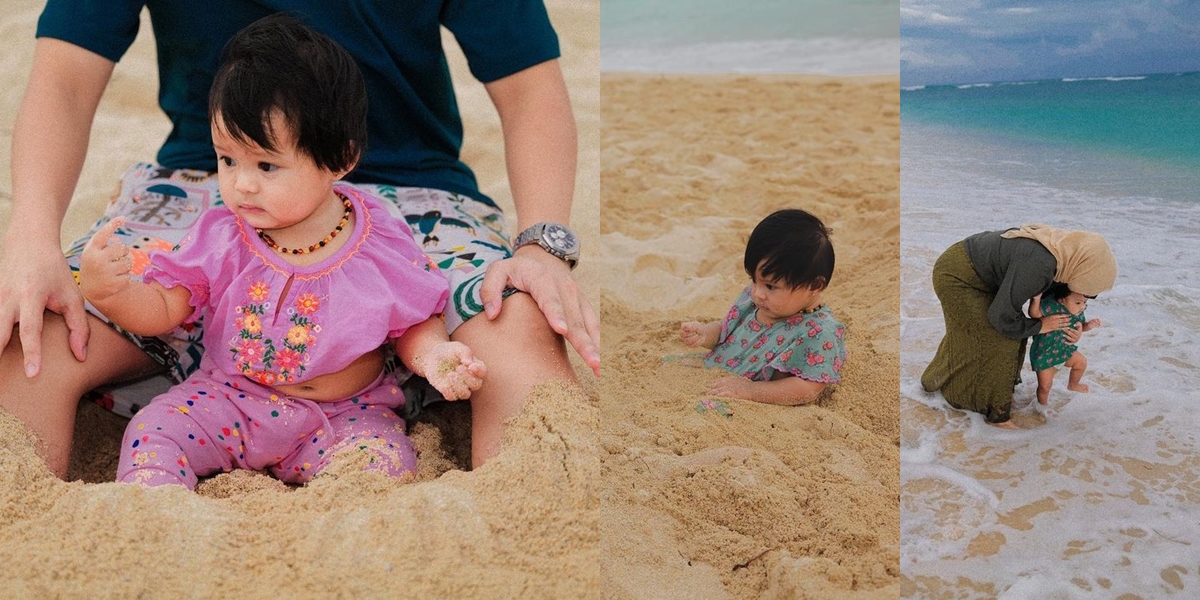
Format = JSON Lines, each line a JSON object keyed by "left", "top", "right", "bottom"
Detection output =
{"left": 478, "top": 245, "right": 600, "bottom": 376}
{"left": 1038, "top": 314, "right": 1071, "bottom": 335}
{"left": 0, "top": 239, "right": 90, "bottom": 377}
{"left": 1063, "top": 323, "right": 1082, "bottom": 344}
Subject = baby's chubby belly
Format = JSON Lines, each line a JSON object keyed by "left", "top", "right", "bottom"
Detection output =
{"left": 272, "top": 346, "right": 387, "bottom": 401}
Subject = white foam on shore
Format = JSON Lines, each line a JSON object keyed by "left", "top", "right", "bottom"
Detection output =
{"left": 601, "top": 37, "right": 899, "bottom": 75}
{"left": 902, "top": 121, "right": 1200, "bottom": 596}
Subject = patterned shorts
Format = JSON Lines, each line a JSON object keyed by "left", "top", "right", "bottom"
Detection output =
{"left": 69, "top": 163, "right": 512, "bottom": 418}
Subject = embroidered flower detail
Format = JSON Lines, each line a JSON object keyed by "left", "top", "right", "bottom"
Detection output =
{"left": 726, "top": 358, "right": 740, "bottom": 368}
{"left": 286, "top": 325, "right": 312, "bottom": 347}
{"left": 748, "top": 320, "right": 762, "bottom": 332}
{"left": 741, "top": 339, "right": 749, "bottom": 348}
{"left": 836, "top": 326, "right": 845, "bottom": 340}
{"left": 229, "top": 280, "right": 320, "bottom": 383}
{"left": 780, "top": 349, "right": 793, "bottom": 363}
{"left": 764, "top": 351, "right": 775, "bottom": 361}
{"left": 753, "top": 334, "right": 768, "bottom": 349}
{"left": 823, "top": 341, "right": 834, "bottom": 350}
{"left": 248, "top": 281, "right": 270, "bottom": 302}
{"left": 806, "top": 349, "right": 825, "bottom": 365}
{"left": 295, "top": 293, "right": 320, "bottom": 315}
{"left": 275, "top": 349, "right": 303, "bottom": 372}
{"left": 776, "top": 335, "right": 786, "bottom": 345}
{"left": 242, "top": 313, "right": 262, "bottom": 335}
{"left": 786, "top": 315, "right": 805, "bottom": 327}
{"left": 749, "top": 355, "right": 759, "bottom": 363}
{"left": 834, "top": 356, "right": 844, "bottom": 373}
{"left": 235, "top": 338, "right": 265, "bottom": 365}
{"left": 807, "top": 322, "right": 823, "bottom": 338}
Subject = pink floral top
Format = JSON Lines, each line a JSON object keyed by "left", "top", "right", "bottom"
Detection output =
{"left": 142, "top": 185, "right": 448, "bottom": 387}
{"left": 704, "top": 287, "right": 847, "bottom": 383}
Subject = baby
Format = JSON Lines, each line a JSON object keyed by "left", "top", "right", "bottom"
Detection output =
{"left": 680, "top": 209, "right": 846, "bottom": 405}
{"left": 1029, "top": 283, "right": 1100, "bottom": 405}
{"left": 78, "top": 15, "right": 485, "bottom": 488}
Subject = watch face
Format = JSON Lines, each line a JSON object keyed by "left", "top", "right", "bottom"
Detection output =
{"left": 543, "top": 223, "right": 580, "bottom": 253}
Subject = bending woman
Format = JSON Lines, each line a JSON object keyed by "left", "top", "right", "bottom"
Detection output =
{"left": 920, "top": 224, "right": 1117, "bottom": 428}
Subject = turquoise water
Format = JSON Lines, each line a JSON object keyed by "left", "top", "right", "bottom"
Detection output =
{"left": 901, "top": 72, "right": 1200, "bottom": 172}
{"left": 902, "top": 72, "right": 1200, "bottom": 597}
{"left": 601, "top": 0, "right": 898, "bottom": 73}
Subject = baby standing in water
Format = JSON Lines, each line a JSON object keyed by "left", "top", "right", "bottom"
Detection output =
{"left": 1028, "top": 283, "right": 1100, "bottom": 405}
{"left": 78, "top": 15, "right": 484, "bottom": 489}
{"left": 680, "top": 209, "right": 846, "bottom": 405}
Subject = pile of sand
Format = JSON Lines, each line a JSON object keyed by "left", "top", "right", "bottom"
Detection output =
{"left": 0, "top": 0, "right": 600, "bottom": 596}
{"left": 598, "top": 73, "right": 900, "bottom": 599}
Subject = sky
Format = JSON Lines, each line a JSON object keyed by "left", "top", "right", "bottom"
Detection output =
{"left": 901, "top": 0, "right": 1200, "bottom": 86}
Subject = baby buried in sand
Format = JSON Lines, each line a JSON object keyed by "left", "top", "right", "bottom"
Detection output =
{"left": 1028, "top": 283, "right": 1100, "bottom": 406}
{"left": 680, "top": 209, "right": 847, "bottom": 406}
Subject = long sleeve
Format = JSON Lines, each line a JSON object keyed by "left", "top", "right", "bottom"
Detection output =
{"left": 965, "top": 231, "right": 1058, "bottom": 340}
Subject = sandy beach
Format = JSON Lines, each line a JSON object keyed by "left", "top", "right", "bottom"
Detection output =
{"left": 0, "top": 1, "right": 600, "bottom": 596}
{"left": 599, "top": 73, "right": 900, "bottom": 598}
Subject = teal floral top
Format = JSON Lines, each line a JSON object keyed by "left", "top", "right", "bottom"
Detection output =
{"left": 704, "top": 287, "right": 847, "bottom": 383}
{"left": 1029, "top": 294, "right": 1087, "bottom": 371}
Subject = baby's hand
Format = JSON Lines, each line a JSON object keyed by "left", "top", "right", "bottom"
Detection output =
{"left": 680, "top": 321, "right": 707, "bottom": 347}
{"left": 79, "top": 218, "right": 133, "bottom": 303}
{"left": 707, "top": 375, "right": 753, "bottom": 400}
{"left": 1084, "top": 318, "right": 1102, "bottom": 331}
{"left": 416, "top": 341, "right": 487, "bottom": 401}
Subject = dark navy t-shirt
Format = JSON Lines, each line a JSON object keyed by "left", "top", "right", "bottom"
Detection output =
{"left": 36, "top": 0, "right": 561, "bottom": 207}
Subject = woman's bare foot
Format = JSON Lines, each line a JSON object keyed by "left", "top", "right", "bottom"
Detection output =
{"left": 988, "top": 420, "right": 1020, "bottom": 430}
{"left": 1067, "top": 382, "right": 1090, "bottom": 393}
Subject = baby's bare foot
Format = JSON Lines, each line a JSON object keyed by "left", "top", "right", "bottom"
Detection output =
{"left": 1067, "top": 382, "right": 1090, "bottom": 393}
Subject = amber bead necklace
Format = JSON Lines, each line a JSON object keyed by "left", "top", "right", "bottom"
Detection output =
{"left": 257, "top": 194, "right": 353, "bottom": 255}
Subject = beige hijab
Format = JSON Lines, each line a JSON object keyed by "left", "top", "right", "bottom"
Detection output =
{"left": 1000, "top": 224, "right": 1117, "bottom": 296}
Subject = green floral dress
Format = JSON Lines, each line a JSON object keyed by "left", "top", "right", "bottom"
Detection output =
{"left": 1029, "top": 295, "right": 1087, "bottom": 371}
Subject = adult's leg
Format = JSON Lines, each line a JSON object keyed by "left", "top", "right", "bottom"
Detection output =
{"left": 0, "top": 312, "right": 159, "bottom": 478}
{"left": 452, "top": 292, "right": 575, "bottom": 468}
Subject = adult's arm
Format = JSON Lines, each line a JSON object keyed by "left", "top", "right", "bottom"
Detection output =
{"left": 0, "top": 38, "right": 115, "bottom": 376}
{"left": 988, "top": 256, "right": 1055, "bottom": 340}
{"left": 476, "top": 60, "right": 600, "bottom": 375}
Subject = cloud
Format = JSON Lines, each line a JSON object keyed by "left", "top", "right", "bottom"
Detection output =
{"left": 901, "top": 6, "right": 966, "bottom": 25}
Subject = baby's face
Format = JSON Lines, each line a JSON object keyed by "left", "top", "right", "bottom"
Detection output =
{"left": 1062, "top": 292, "right": 1088, "bottom": 316}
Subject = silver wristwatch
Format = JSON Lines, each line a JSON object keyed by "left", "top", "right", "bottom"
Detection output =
{"left": 512, "top": 222, "right": 580, "bottom": 270}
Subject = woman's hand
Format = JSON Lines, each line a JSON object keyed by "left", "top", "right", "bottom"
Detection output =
{"left": 478, "top": 246, "right": 600, "bottom": 376}
{"left": 1063, "top": 323, "right": 1083, "bottom": 344}
{"left": 79, "top": 218, "right": 133, "bottom": 305}
{"left": 0, "top": 237, "right": 91, "bottom": 376}
{"left": 1038, "top": 314, "right": 1072, "bottom": 335}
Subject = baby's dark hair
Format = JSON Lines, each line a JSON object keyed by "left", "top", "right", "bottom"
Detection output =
{"left": 1045, "top": 282, "right": 1071, "bottom": 300}
{"left": 744, "top": 209, "right": 835, "bottom": 290}
{"left": 208, "top": 13, "right": 367, "bottom": 174}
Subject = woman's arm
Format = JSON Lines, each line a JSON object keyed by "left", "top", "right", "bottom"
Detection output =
{"left": 476, "top": 60, "right": 600, "bottom": 376}
{"left": 707, "top": 375, "right": 827, "bottom": 406}
{"left": 0, "top": 38, "right": 116, "bottom": 375}
{"left": 1028, "top": 293, "right": 1043, "bottom": 318}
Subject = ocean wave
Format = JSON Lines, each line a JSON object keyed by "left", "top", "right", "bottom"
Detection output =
{"left": 1061, "top": 75, "right": 1147, "bottom": 82}
{"left": 600, "top": 37, "right": 899, "bottom": 75}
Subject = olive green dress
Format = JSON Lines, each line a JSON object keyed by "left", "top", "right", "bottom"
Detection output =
{"left": 920, "top": 234, "right": 1056, "bottom": 423}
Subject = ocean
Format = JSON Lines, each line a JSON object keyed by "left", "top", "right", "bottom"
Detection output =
{"left": 902, "top": 73, "right": 1200, "bottom": 597}
{"left": 600, "top": 0, "right": 898, "bottom": 74}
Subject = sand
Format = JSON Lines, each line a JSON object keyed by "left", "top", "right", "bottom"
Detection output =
{"left": 0, "top": 0, "right": 600, "bottom": 597}
{"left": 598, "top": 73, "right": 900, "bottom": 598}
